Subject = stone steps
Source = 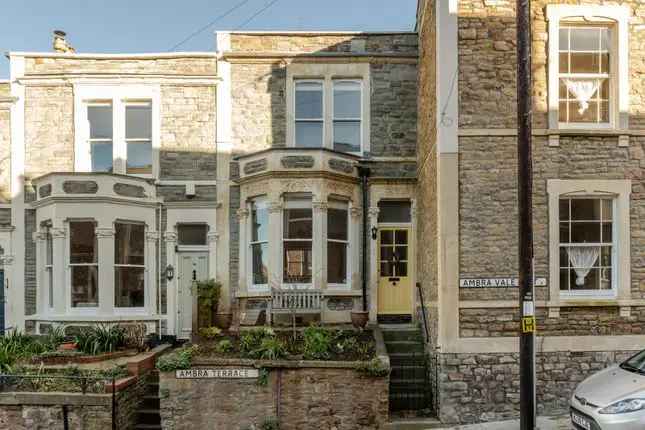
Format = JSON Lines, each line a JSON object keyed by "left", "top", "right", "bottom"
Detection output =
{"left": 135, "top": 371, "right": 162, "bottom": 430}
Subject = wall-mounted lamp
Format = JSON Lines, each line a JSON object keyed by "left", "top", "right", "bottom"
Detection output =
{"left": 165, "top": 264, "right": 175, "bottom": 281}
{"left": 371, "top": 226, "right": 378, "bottom": 240}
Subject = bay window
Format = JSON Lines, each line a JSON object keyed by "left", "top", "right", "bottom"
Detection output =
{"left": 69, "top": 221, "right": 99, "bottom": 308}
{"left": 114, "top": 222, "right": 145, "bottom": 308}
{"left": 250, "top": 198, "right": 269, "bottom": 287}
{"left": 327, "top": 201, "right": 349, "bottom": 285}
{"left": 283, "top": 198, "right": 313, "bottom": 284}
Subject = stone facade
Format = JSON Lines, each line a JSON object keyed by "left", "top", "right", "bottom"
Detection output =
{"left": 160, "top": 364, "right": 388, "bottom": 430}
{"left": 0, "top": 85, "right": 11, "bottom": 203}
{"left": 439, "top": 350, "right": 633, "bottom": 424}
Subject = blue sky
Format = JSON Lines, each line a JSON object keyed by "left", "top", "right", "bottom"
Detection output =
{"left": 1, "top": 0, "right": 418, "bottom": 79}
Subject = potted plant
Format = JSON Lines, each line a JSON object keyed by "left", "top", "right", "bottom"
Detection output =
{"left": 195, "top": 279, "right": 221, "bottom": 329}
{"left": 350, "top": 310, "right": 369, "bottom": 329}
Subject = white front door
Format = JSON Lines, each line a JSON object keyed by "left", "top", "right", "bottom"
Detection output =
{"left": 177, "top": 252, "right": 208, "bottom": 339}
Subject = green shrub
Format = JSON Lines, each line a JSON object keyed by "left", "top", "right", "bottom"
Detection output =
{"left": 356, "top": 357, "right": 390, "bottom": 377}
{"left": 240, "top": 328, "right": 285, "bottom": 360}
{"left": 302, "top": 325, "right": 333, "bottom": 360}
{"left": 215, "top": 339, "right": 233, "bottom": 353}
{"left": 156, "top": 346, "right": 196, "bottom": 372}
{"left": 196, "top": 279, "right": 221, "bottom": 328}
{"left": 74, "top": 325, "right": 126, "bottom": 355}
{"left": 199, "top": 326, "right": 222, "bottom": 340}
{"left": 0, "top": 330, "right": 51, "bottom": 371}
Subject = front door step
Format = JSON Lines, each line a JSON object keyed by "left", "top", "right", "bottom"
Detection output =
{"left": 383, "top": 418, "right": 444, "bottom": 430}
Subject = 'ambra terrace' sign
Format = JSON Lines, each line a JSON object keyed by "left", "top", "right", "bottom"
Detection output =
{"left": 176, "top": 368, "right": 260, "bottom": 379}
{"left": 459, "top": 278, "right": 547, "bottom": 288}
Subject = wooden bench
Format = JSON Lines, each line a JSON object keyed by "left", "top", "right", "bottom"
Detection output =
{"left": 269, "top": 288, "right": 323, "bottom": 325}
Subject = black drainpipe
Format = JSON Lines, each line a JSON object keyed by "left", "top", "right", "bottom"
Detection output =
{"left": 357, "top": 165, "right": 371, "bottom": 312}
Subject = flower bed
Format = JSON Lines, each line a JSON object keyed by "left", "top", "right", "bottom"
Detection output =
{"left": 30, "top": 349, "right": 138, "bottom": 365}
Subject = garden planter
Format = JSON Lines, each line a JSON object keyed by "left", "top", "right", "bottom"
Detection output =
{"left": 213, "top": 312, "right": 232, "bottom": 330}
{"left": 350, "top": 311, "right": 369, "bottom": 329}
{"left": 58, "top": 342, "right": 77, "bottom": 351}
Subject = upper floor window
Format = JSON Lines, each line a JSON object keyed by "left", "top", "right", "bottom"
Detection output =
{"left": 333, "top": 81, "right": 362, "bottom": 153}
{"left": 125, "top": 102, "right": 153, "bottom": 175}
{"left": 287, "top": 63, "right": 370, "bottom": 154}
{"left": 547, "top": 5, "right": 630, "bottom": 131}
{"left": 295, "top": 81, "right": 324, "bottom": 148}
{"left": 558, "top": 26, "right": 611, "bottom": 125}
{"left": 75, "top": 84, "right": 159, "bottom": 177}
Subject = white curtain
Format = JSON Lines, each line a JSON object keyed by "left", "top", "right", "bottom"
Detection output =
{"left": 567, "top": 247, "right": 599, "bottom": 286}
{"left": 564, "top": 79, "right": 600, "bottom": 115}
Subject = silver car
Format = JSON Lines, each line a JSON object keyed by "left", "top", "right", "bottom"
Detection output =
{"left": 570, "top": 349, "right": 645, "bottom": 430}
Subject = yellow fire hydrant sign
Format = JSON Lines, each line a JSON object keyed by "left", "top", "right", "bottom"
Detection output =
{"left": 522, "top": 316, "right": 536, "bottom": 333}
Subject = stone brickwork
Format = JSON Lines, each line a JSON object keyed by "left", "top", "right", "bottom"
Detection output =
{"left": 370, "top": 63, "right": 417, "bottom": 157}
{"left": 229, "top": 33, "right": 417, "bottom": 55}
{"left": 156, "top": 185, "right": 216, "bottom": 202}
{"left": 24, "top": 85, "right": 74, "bottom": 179}
{"left": 0, "top": 402, "right": 112, "bottom": 430}
{"left": 416, "top": 0, "right": 439, "bottom": 349}
{"left": 231, "top": 63, "right": 286, "bottom": 154}
{"left": 160, "top": 365, "right": 388, "bottom": 430}
{"left": 229, "top": 185, "right": 240, "bottom": 298}
{"left": 23, "top": 56, "right": 217, "bottom": 76}
{"left": 438, "top": 350, "right": 633, "bottom": 424}
{"left": 160, "top": 85, "right": 217, "bottom": 180}
{"left": 460, "top": 306, "right": 645, "bottom": 337}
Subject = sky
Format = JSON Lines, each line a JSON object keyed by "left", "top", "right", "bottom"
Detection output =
{"left": 0, "top": 0, "right": 418, "bottom": 79}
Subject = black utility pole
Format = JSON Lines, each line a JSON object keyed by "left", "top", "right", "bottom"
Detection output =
{"left": 516, "top": 0, "right": 536, "bottom": 429}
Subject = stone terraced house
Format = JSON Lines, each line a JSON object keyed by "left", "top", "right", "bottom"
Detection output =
{"left": 0, "top": 30, "right": 418, "bottom": 337}
{"left": 416, "top": 0, "right": 645, "bottom": 424}
{"left": 1, "top": 0, "right": 645, "bottom": 425}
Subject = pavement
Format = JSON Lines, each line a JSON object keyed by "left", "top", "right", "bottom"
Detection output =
{"left": 446, "top": 415, "right": 571, "bottom": 429}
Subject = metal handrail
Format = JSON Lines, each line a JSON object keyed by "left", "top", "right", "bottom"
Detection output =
{"left": 416, "top": 282, "right": 430, "bottom": 343}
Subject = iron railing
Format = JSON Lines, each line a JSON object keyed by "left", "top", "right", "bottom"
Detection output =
{"left": 0, "top": 374, "right": 118, "bottom": 430}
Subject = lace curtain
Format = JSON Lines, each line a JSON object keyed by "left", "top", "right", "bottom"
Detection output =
{"left": 567, "top": 246, "right": 600, "bottom": 286}
{"left": 564, "top": 79, "right": 601, "bottom": 115}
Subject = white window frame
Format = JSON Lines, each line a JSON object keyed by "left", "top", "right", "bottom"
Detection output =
{"left": 294, "top": 80, "right": 325, "bottom": 149}
{"left": 326, "top": 200, "right": 350, "bottom": 289}
{"left": 74, "top": 84, "right": 160, "bottom": 178}
{"left": 248, "top": 197, "right": 269, "bottom": 291}
{"left": 547, "top": 179, "right": 631, "bottom": 303}
{"left": 547, "top": 4, "right": 630, "bottom": 131}
{"left": 124, "top": 100, "right": 154, "bottom": 176}
{"left": 281, "top": 196, "right": 314, "bottom": 288}
{"left": 68, "top": 219, "right": 99, "bottom": 313}
{"left": 286, "top": 63, "right": 370, "bottom": 154}
{"left": 332, "top": 80, "right": 363, "bottom": 154}
{"left": 176, "top": 223, "right": 210, "bottom": 252}
{"left": 558, "top": 197, "right": 615, "bottom": 297}
{"left": 114, "top": 220, "right": 147, "bottom": 312}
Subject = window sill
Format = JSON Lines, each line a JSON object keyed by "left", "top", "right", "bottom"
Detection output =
{"left": 547, "top": 128, "right": 630, "bottom": 147}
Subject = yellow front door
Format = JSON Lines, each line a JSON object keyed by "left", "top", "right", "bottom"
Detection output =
{"left": 377, "top": 228, "right": 412, "bottom": 315}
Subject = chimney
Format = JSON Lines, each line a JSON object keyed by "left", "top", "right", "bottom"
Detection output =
{"left": 52, "top": 30, "right": 75, "bottom": 53}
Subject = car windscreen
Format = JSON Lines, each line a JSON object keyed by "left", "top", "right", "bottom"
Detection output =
{"left": 621, "top": 350, "right": 645, "bottom": 375}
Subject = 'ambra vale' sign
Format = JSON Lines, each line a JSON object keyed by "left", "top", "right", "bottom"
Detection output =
{"left": 176, "top": 368, "right": 259, "bottom": 379}
{"left": 459, "top": 278, "right": 547, "bottom": 288}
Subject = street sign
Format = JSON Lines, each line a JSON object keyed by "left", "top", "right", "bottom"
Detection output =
{"left": 176, "top": 368, "right": 260, "bottom": 379}
{"left": 521, "top": 316, "right": 536, "bottom": 333}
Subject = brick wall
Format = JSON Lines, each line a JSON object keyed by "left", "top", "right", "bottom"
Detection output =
{"left": 160, "top": 365, "right": 388, "bottom": 430}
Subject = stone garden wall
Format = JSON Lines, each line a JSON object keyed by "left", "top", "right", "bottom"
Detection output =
{"left": 159, "top": 361, "right": 389, "bottom": 430}
{"left": 438, "top": 350, "right": 633, "bottom": 424}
